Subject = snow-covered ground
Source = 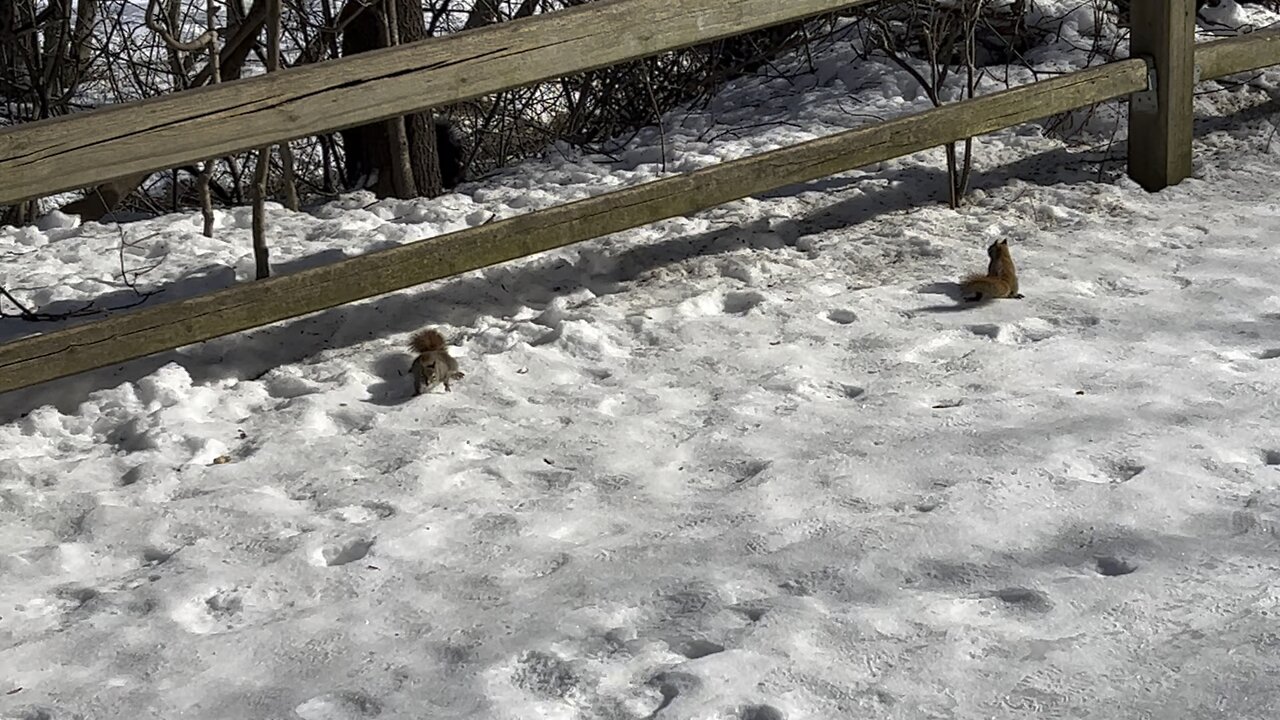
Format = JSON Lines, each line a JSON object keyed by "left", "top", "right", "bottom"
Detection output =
{"left": 6, "top": 3, "right": 1280, "bottom": 719}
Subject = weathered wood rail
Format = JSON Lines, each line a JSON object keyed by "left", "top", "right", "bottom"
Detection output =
{"left": 2, "top": 0, "right": 1280, "bottom": 395}
{"left": 0, "top": 0, "right": 878, "bottom": 205}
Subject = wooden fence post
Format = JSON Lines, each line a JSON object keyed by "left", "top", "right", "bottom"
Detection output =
{"left": 1127, "top": 0, "right": 1196, "bottom": 191}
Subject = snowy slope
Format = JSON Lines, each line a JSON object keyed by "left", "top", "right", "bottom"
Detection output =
{"left": 5, "top": 3, "right": 1280, "bottom": 719}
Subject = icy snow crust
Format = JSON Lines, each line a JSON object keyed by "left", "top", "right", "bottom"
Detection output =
{"left": 5, "top": 3, "right": 1280, "bottom": 719}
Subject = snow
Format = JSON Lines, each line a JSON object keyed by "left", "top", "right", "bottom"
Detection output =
{"left": 6, "top": 2, "right": 1280, "bottom": 718}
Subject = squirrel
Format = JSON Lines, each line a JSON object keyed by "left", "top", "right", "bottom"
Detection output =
{"left": 408, "top": 328, "right": 464, "bottom": 395}
{"left": 959, "top": 239, "right": 1023, "bottom": 301}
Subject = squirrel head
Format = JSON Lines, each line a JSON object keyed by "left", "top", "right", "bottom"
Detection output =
{"left": 987, "top": 238, "right": 1010, "bottom": 259}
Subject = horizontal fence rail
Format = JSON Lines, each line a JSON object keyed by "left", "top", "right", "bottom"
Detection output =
{"left": 0, "top": 59, "right": 1151, "bottom": 393}
{"left": 1196, "top": 27, "right": 1280, "bottom": 80}
{"left": 0, "top": 0, "right": 877, "bottom": 206}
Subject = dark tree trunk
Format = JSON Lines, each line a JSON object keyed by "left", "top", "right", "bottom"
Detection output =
{"left": 338, "top": 0, "right": 455, "bottom": 199}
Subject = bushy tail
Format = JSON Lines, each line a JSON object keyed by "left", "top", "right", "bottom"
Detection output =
{"left": 960, "top": 275, "right": 1012, "bottom": 302}
{"left": 409, "top": 328, "right": 447, "bottom": 354}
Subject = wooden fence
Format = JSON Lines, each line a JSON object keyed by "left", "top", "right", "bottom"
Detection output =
{"left": 1, "top": 0, "right": 1279, "bottom": 394}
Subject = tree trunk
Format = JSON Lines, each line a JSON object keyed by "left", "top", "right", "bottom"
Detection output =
{"left": 196, "top": 0, "right": 220, "bottom": 237}
{"left": 380, "top": 0, "right": 417, "bottom": 198}
{"left": 68, "top": 0, "right": 96, "bottom": 83}
{"left": 338, "top": 0, "right": 445, "bottom": 199}
{"left": 252, "top": 148, "right": 271, "bottom": 278}
{"left": 396, "top": 0, "right": 442, "bottom": 198}
{"left": 251, "top": 0, "right": 283, "bottom": 279}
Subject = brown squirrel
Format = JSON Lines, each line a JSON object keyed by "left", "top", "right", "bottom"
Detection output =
{"left": 409, "top": 328, "right": 464, "bottom": 395}
{"left": 960, "top": 239, "right": 1023, "bottom": 301}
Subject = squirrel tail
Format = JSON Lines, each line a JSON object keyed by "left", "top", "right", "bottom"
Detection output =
{"left": 409, "top": 328, "right": 447, "bottom": 354}
{"left": 959, "top": 275, "right": 1011, "bottom": 301}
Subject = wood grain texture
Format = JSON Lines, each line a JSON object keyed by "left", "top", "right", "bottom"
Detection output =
{"left": 0, "top": 0, "right": 876, "bottom": 205}
{"left": 0, "top": 59, "right": 1148, "bottom": 393}
{"left": 1127, "top": 0, "right": 1195, "bottom": 191}
{"left": 1196, "top": 28, "right": 1280, "bottom": 81}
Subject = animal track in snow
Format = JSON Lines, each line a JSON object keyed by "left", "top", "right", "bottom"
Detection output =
{"left": 677, "top": 289, "right": 765, "bottom": 317}
{"left": 830, "top": 382, "right": 865, "bottom": 400}
{"left": 988, "top": 587, "right": 1054, "bottom": 613}
{"left": 967, "top": 320, "right": 1056, "bottom": 344}
{"left": 318, "top": 538, "right": 375, "bottom": 566}
{"left": 1095, "top": 555, "right": 1138, "bottom": 577}
{"left": 54, "top": 585, "right": 99, "bottom": 611}
{"left": 1102, "top": 460, "right": 1146, "bottom": 483}
{"left": 967, "top": 323, "right": 1003, "bottom": 340}
{"left": 1071, "top": 458, "right": 1145, "bottom": 485}
{"left": 738, "top": 704, "right": 786, "bottom": 720}
{"left": 141, "top": 546, "right": 177, "bottom": 566}
{"left": 669, "top": 638, "right": 725, "bottom": 659}
{"left": 732, "top": 459, "right": 772, "bottom": 487}
{"left": 205, "top": 588, "right": 243, "bottom": 616}
{"left": 908, "top": 559, "right": 999, "bottom": 591}
{"left": 722, "top": 290, "right": 765, "bottom": 315}
{"left": 825, "top": 309, "right": 858, "bottom": 325}
{"left": 171, "top": 588, "right": 247, "bottom": 635}
{"left": 294, "top": 691, "right": 383, "bottom": 720}
{"left": 119, "top": 463, "right": 151, "bottom": 486}
{"left": 648, "top": 672, "right": 700, "bottom": 717}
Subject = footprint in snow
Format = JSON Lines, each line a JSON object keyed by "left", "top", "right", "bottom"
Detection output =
{"left": 667, "top": 638, "right": 725, "bottom": 659}
{"left": 737, "top": 705, "right": 786, "bottom": 720}
{"left": 825, "top": 308, "right": 858, "bottom": 325}
{"left": 987, "top": 587, "right": 1054, "bottom": 613}
{"left": 1095, "top": 555, "right": 1138, "bottom": 577}
{"left": 1097, "top": 459, "right": 1145, "bottom": 484}
{"left": 722, "top": 291, "right": 765, "bottom": 315}
{"left": 730, "top": 459, "right": 772, "bottom": 487}
{"left": 676, "top": 290, "right": 765, "bottom": 317}
{"left": 294, "top": 691, "right": 383, "bottom": 720}
{"left": 966, "top": 321, "right": 1053, "bottom": 344}
{"left": 967, "top": 323, "right": 1003, "bottom": 340}
{"left": 648, "top": 672, "right": 700, "bottom": 716}
{"left": 170, "top": 588, "right": 247, "bottom": 635}
{"left": 836, "top": 383, "right": 865, "bottom": 400}
{"left": 645, "top": 669, "right": 783, "bottom": 719}
{"left": 316, "top": 538, "right": 375, "bottom": 567}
